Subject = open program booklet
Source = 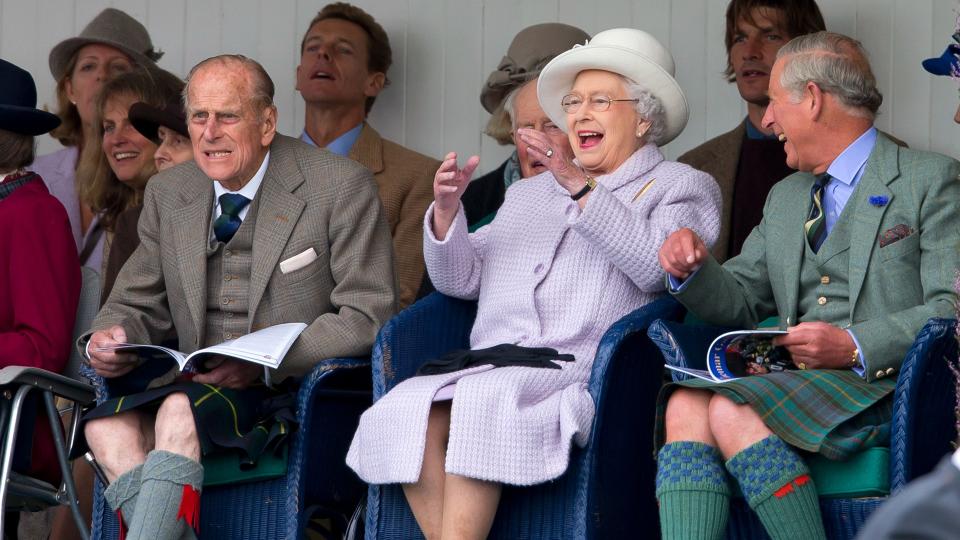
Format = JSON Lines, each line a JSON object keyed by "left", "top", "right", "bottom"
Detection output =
{"left": 665, "top": 329, "right": 791, "bottom": 382}
{"left": 95, "top": 322, "right": 308, "bottom": 372}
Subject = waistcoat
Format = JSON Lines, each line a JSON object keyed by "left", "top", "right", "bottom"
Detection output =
{"left": 204, "top": 196, "right": 260, "bottom": 347}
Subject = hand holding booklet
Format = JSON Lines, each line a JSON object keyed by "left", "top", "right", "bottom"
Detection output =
{"left": 95, "top": 322, "right": 308, "bottom": 372}
{"left": 666, "top": 329, "right": 792, "bottom": 382}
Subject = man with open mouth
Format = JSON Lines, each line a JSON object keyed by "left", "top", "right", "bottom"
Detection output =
{"left": 295, "top": 2, "right": 439, "bottom": 310}
{"left": 678, "top": 0, "right": 826, "bottom": 262}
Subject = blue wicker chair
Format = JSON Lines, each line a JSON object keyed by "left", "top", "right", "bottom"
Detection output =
{"left": 364, "top": 292, "right": 685, "bottom": 539}
{"left": 647, "top": 317, "right": 959, "bottom": 540}
{"left": 87, "top": 356, "right": 372, "bottom": 539}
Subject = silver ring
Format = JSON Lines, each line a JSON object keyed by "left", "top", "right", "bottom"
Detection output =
{"left": 545, "top": 148, "right": 554, "bottom": 158}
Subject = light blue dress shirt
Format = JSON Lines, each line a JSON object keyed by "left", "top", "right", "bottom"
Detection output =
{"left": 822, "top": 127, "right": 877, "bottom": 233}
{"left": 300, "top": 122, "right": 363, "bottom": 156}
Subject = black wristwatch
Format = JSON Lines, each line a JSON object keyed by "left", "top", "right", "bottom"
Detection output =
{"left": 570, "top": 176, "right": 597, "bottom": 201}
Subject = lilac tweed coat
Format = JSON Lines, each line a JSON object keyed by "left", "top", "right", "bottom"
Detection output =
{"left": 347, "top": 144, "right": 721, "bottom": 486}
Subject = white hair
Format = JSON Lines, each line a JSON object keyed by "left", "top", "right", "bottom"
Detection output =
{"left": 502, "top": 82, "right": 533, "bottom": 130}
{"left": 776, "top": 31, "right": 882, "bottom": 120}
{"left": 622, "top": 77, "right": 667, "bottom": 145}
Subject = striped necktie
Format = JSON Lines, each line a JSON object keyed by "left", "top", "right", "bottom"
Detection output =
{"left": 804, "top": 174, "right": 830, "bottom": 253}
{"left": 213, "top": 193, "right": 251, "bottom": 244}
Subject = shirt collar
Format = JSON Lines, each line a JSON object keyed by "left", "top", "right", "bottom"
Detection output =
{"left": 744, "top": 118, "right": 779, "bottom": 140}
{"left": 300, "top": 122, "right": 364, "bottom": 156}
{"left": 213, "top": 151, "right": 270, "bottom": 202}
{"left": 825, "top": 127, "right": 877, "bottom": 186}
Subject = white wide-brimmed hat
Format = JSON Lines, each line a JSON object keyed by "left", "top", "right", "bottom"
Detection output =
{"left": 537, "top": 28, "right": 688, "bottom": 145}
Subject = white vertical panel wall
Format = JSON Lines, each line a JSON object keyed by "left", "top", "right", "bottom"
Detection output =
{"left": 1, "top": 0, "right": 958, "bottom": 168}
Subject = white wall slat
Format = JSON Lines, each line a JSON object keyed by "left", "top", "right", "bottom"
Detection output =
{"left": 891, "top": 0, "right": 934, "bottom": 149}
{"left": 5, "top": 0, "right": 956, "bottom": 162}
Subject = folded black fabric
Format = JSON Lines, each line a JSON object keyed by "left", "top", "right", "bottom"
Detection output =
{"left": 416, "top": 344, "right": 575, "bottom": 376}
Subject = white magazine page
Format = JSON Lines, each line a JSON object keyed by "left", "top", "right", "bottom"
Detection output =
{"left": 187, "top": 322, "right": 308, "bottom": 369}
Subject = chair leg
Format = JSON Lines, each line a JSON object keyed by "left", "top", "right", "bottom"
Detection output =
{"left": 42, "top": 392, "right": 90, "bottom": 540}
{"left": 0, "top": 385, "right": 33, "bottom": 536}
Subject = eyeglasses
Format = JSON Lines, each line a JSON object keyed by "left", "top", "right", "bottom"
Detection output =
{"left": 561, "top": 94, "right": 640, "bottom": 114}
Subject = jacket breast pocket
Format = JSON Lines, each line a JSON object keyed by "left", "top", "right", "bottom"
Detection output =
{"left": 879, "top": 232, "right": 919, "bottom": 261}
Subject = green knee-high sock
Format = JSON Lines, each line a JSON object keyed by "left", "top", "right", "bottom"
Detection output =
{"left": 126, "top": 450, "right": 203, "bottom": 540}
{"left": 726, "top": 436, "right": 825, "bottom": 540}
{"left": 656, "top": 441, "right": 731, "bottom": 540}
{"left": 104, "top": 464, "right": 142, "bottom": 528}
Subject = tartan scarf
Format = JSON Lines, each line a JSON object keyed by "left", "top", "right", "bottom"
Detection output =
{"left": 0, "top": 171, "right": 37, "bottom": 202}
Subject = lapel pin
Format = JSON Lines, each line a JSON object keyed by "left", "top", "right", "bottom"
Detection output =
{"left": 868, "top": 195, "right": 888, "bottom": 207}
{"left": 275, "top": 214, "right": 289, "bottom": 222}
{"left": 632, "top": 178, "right": 656, "bottom": 202}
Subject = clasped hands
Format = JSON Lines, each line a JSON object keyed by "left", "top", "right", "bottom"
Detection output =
{"left": 658, "top": 228, "right": 857, "bottom": 370}
{"left": 88, "top": 326, "right": 262, "bottom": 388}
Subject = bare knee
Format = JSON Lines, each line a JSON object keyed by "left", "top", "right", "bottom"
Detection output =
{"left": 708, "top": 394, "right": 771, "bottom": 457}
{"left": 84, "top": 412, "right": 149, "bottom": 480}
{"left": 154, "top": 393, "right": 199, "bottom": 459}
{"left": 664, "top": 388, "right": 714, "bottom": 444}
{"left": 426, "top": 402, "right": 452, "bottom": 446}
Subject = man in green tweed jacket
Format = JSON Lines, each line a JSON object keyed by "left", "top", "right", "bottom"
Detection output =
{"left": 655, "top": 32, "right": 960, "bottom": 540}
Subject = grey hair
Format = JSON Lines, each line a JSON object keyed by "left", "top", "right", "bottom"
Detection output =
{"left": 776, "top": 31, "right": 882, "bottom": 119}
{"left": 622, "top": 77, "right": 667, "bottom": 145}
{"left": 502, "top": 84, "right": 524, "bottom": 131}
{"left": 182, "top": 54, "right": 276, "bottom": 121}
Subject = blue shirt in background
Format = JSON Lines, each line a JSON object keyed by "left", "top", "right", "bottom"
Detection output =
{"left": 300, "top": 122, "right": 364, "bottom": 156}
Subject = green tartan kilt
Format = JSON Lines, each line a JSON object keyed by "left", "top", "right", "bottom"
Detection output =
{"left": 74, "top": 381, "right": 296, "bottom": 468}
{"left": 656, "top": 369, "right": 896, "bottom": 460}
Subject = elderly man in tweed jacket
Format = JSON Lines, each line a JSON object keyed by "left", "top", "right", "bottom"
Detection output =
{"left": 656, "top": 32, "right": 960, "bottom": 539}
{"left": 81, "top": 55, "right": 396, "bottom": 540}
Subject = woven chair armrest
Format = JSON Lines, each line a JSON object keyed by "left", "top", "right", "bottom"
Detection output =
{"left": 646, "top": 320, "right": 735, "bottom": 381}
{"left": 889, "top": 317, "right": 958, "bottom": 492}
{"left": 295, "top": 357, "right": 370, "bottom": 423}
{"left": 372, "top": 293, "right": 477, "bottom": 400}
{"left": 588, "top": 296, "right": 685, "bottom": 400}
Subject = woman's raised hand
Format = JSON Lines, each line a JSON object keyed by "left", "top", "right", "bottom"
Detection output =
{"left": 516, "top": 128, "right": 582, "bottom": 194}
{"left": 432, "top": 152, "right": 480, "bottom": 240}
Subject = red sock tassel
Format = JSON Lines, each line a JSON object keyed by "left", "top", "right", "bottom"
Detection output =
{"left": 773, "top": 474, "right": 812, "bottom": 499}
{"left": 773, "top": 482, "right": 795, "bottom": 498}
{"left": 176, "top": 484, "right": 201, "bottom": 535}
{"left": 116, "top": 510, "right": 126, "bottom": 540}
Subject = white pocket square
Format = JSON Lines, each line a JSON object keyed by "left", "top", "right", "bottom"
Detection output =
{"left": 279, "top": 248, "right": 317, "bottom": 274}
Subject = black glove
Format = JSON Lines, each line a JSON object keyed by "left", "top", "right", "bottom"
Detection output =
{"left": 416, "top": 344, "right": 575, "bottom": 376}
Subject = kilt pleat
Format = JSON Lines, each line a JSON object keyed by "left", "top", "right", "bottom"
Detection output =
{"left": 656, "top": 369, "right": 896, "bottom": 460}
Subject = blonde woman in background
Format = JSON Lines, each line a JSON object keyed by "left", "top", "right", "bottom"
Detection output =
{"left": 31, "top": 8, "right": 163, "bottom": 272}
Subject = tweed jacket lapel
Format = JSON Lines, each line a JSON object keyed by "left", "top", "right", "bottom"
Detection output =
{"left": 348, "top": 123, "right": 384, "bottom": 175}
{"left": 248, "top": 140, "right": 306, "bottom": 322}
{"left": 170, "top": 166, "right": 214, "bottom": 340}
{"left": 847, "top": 135, "right": 897, "bottom": 313}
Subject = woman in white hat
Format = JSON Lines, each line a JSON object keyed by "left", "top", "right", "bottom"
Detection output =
{"left": 31, "top": 8, "right": 163, "bottom": 274}
{"left": 347, "top": 28, "right": 721, "bottom": 538}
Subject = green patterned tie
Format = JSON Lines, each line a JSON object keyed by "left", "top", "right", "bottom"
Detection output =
{"left": 804, "top": 174, "right": 830, "bottom": 252}
{"left": 213, "top": 193, "right": 251, "bottom": 244}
